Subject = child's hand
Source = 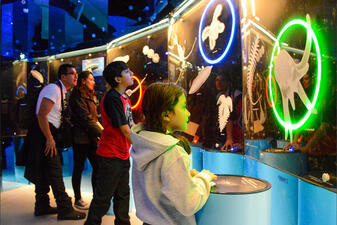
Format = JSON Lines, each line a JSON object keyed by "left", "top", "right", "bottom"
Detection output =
{"left": 201, "top": 170, "right": 218, "bottom": 181}
{"left": 190, "top": 169, "right": 199, "bottom": 177}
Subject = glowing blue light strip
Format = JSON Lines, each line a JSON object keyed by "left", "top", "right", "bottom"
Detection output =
{"left": 16, "top": 85, "right": 27, "bottom": 96}
{"left": 198, "top": 0, "right": 236, "bottom": 64}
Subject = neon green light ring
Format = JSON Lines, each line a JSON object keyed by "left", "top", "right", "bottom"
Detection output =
{"left": 268, "top": 19, "right": 321, "bottom": 131}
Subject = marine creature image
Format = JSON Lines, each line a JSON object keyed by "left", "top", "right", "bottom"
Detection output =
{"left": 217, "top": 94, "right": 233, "bottom": 132}
{"left": 273, "top": 15, "right": 313, "bottom": 139}
{"left": 202, "top": 4, "right": 225, "bottom": 51}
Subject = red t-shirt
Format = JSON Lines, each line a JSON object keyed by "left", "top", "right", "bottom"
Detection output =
{"left": 96, "top": 88, "right": 133, "bottom": 159}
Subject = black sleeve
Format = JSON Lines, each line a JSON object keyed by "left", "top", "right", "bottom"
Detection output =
{"left": 229, "top": 107, "right": 235, "bottom": 121}
{"left": 70, "top": 93, "right": 101, "bottom": 138}
{"left": 230, "top": 94, "right": 242, "bottom": 121}
{"left": 104, "top": 94, "right": 128, "bottom": 128}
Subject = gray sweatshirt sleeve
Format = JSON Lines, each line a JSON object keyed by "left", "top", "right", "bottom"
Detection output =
{"left": 161, "top": 147, "right": 211, "bottom": 217}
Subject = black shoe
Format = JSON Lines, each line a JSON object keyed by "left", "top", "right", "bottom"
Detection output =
{"left": 57, "top": 210, "right": 86, "bottom": 220}
{"left": 34, "top": 206, "right": 58, "bottom": 216}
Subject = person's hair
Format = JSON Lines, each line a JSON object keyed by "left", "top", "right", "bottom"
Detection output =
{"left": 142, "top": 82, "right": 185, "bottom": 133}
{"left": 142, "top": 82, "right": 190, "bottom": 154}
{"left": 103, "top": 61, "right": 128, "bottom": 87}
{"left": 75, "top": 70, "right": 95, "bottom": 99}
{"left": 215, "top": 71, "right": 231, "bottom": 83}
{"left": 58, "top": 64, "right": 76, "bottom": 79}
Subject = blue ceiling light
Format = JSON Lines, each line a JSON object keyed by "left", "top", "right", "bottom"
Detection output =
{"left": 92, "top": 33, "right": 96, "bottom": 38}
{"left": 143, "top": 6, "right": 150, "bottom": 11}
{"left": 129, "top": 5, "right": 133, "bottom": 11}
{"left": 198, "top": 0, "right": 236, "bottom": 65}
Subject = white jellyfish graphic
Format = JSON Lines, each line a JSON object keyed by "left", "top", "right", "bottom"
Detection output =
{"left": 188, "top": 66, "right": 213, "bottom": 94}
{"left": 217, "top": 94, "right": 233, "bottom": 132}
{"left": 202, "top": 4, "right": 225, "bottom": 51}
{"left": 273, "top": 14, "right": 313, "bottom": 139}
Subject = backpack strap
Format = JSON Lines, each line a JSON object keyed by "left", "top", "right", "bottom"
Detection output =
{"left": 56, "top": 81, "right": 66, "bottom": 122}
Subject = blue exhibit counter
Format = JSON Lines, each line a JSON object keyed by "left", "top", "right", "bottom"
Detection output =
{"left": 190, "top": 148, "right": 336, "bottom": 225}
{"left": 260, "top": 149, "right": 307, "bottom": 176}
{"left": 196, "top": 175, "right": 271, "bottom": 225}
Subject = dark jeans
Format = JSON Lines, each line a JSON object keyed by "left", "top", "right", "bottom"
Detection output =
{"left": 72, "top": 143, "right": 98, "bottom": 201}
{"left": 35, "top": 153, "right": 73, "bottom": 215}
{"left": 85, "top": 156, "right": 130, "bottom": 225}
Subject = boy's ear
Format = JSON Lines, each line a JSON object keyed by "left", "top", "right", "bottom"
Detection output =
{"left": 163, "top": 111, "right": 171, "bottom": 122}
{"left": 114, "top": 76, "right": 121, "bottom": 84}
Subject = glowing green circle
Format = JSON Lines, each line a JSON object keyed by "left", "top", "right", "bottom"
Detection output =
{"left": 268, "top": 19, "right": 321, "bottom": 131}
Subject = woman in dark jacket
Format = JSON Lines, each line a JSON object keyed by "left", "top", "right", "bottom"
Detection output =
{"left": 69, "top": 70, "right": 102, "bottom": 209}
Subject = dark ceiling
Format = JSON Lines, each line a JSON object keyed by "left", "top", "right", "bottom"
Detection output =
{"left": 0, "top": 0, "right": 182, "bottom": 60}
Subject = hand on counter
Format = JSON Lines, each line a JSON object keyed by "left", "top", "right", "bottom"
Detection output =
{"left": 190, "top": 169, "right": 217, "bottom": 181}
{"left": 201, "top": 169, "right": 218, "bottom": 181}
{"left": 220, "top": 138, "right": 233, "bottom": 151}
{"left": 283, "top": 142, "right": 305, "bottom": 152}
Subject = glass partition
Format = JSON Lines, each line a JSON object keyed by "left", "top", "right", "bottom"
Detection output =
{"left": 168, "top": 0, "right": 243, "bottom": 152}
{"left": 240, "top": 0, "right": 336, "bottom": 187}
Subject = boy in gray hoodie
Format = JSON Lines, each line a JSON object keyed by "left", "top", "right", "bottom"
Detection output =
{"left": 131, "top": 83, "right": 217, "bottom": 225}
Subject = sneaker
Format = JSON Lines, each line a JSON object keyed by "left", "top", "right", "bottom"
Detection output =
{"left": 74, "top": 199, "right": 89, "bottom": 210}
{"left": 57, "top": 209, "right": 86, "bottom": 220}
{"left": 34, "top": 206, "right": 58, "bottom": 216}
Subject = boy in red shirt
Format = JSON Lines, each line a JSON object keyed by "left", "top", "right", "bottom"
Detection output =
{"left": 85, "top": 61, "right": 134, "bottom": 225}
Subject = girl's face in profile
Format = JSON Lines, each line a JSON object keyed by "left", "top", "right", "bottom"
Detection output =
{"left": 83, "top": 73, "right": 95, "bottom": 90}
{"left": 166, "top": 94, "right": 190, "bottom": 133}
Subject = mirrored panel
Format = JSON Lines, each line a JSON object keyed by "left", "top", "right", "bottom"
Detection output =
{"left": 241, "top": 0, "right": 336, "bottom": 187}
{"left": 168, "top": 0, "right": 243, "bottom": 152}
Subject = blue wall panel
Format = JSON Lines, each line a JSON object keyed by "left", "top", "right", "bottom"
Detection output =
{"left": 244, "top": 139, "right": 270, "bottom": 160}
{"left": 257, "top": 162, "right": 299, "bottom": 225}
{"left": 298, "top": 180, "right": 337, "bottom": 225}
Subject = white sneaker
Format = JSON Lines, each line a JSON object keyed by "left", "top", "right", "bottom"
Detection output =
{"left": 74, "top": 199, "right": 89, "bottom": 210}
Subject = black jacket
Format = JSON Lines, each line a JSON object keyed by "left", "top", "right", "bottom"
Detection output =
{"left": 69, "top": 88, "right": 101, "bottom": 144}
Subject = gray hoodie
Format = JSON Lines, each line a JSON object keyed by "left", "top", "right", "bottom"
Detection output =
{"left": 130, "top": 124, "right": 212, "bottom": 225}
